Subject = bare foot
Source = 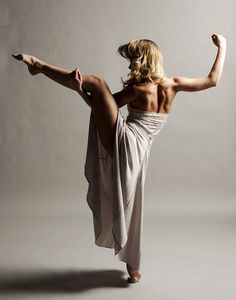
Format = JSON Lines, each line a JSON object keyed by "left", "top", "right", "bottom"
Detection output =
{"left": 126, "top": 263, "right": 142, "bottom": 283}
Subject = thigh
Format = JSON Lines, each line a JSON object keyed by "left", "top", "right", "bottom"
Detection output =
{"left": 90, "top": 78, "right": 119, "bottom": 157}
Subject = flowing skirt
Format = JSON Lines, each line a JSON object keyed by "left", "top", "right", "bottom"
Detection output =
{"left": 84, "top": 106, "right": 168, "bottom": 269}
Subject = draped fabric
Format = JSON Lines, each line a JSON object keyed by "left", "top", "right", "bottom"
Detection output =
{"left": 84, "top": 104, "right": 169, "bottom": 269}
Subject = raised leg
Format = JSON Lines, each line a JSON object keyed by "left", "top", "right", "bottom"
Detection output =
{"left": 12, "top": 55, "right": 119, "bottom": 156}
{"left": 81, "top": 74, "right": 119, "bottom": 158}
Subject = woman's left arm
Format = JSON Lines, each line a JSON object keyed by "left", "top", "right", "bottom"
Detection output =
{"left": 113, "top": 86, "right": 136, "bottom": 108}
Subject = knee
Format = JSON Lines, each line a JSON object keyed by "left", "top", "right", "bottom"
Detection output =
{"left": 89, "top": 75, "right": 106, "bottom": 90}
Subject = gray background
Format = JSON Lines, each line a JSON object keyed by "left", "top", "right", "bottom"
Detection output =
{"left": 0, "top": 0, "right": 235, "bottom": 299}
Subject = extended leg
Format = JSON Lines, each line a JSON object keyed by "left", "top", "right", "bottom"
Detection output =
{"left": 15, "top": 54, "right": 120, "bottom": 158}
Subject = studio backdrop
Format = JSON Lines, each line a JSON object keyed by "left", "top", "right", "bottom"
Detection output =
{"left": 0, "top": 0, "right": 235, "bottom": 217}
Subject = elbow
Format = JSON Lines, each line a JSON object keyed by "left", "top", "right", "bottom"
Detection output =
{"left": 211, "top": 80, "right": 217, "bottom": 87}
{"left": 208, "top": 77, "right": 217, "bottom": 87}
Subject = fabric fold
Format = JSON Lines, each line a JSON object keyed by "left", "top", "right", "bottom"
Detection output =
{"left": 84, "top": 105, "right": 169, "bottom": 269}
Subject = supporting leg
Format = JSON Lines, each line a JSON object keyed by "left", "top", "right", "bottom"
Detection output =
{"left": 126, "top": 263, "right": 142, "bottom": 283}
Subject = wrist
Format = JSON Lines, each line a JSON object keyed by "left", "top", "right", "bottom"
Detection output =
{"left": 218, "top": 43, "right": 226, "bottom": 51}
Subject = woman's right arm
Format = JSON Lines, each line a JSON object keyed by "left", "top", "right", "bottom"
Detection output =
{"left": 172, "top": 34, "right": 226, "bottom": 92}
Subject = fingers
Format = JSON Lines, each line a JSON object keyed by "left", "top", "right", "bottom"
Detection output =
{"left": 75, "top": 68, "right": 79, "bottom": 80}
{"left": 211, "top": 34, "right": 216, "bottom": 39}
{"left": 67, "top": 68, "right": 83, "bottom": 93}
{"left": 211, "top": 33, "right": 220, "bottom": 41}
{"left": 75, "top": 67, "right": 82, "bottom": 80}
{"left": 211, "top": 33, "right": 225, "bottom": 40}
{"left": 75, "top": 68, "right": 83, "bottom": 88}
{"left": 67, "top": 68, "right": 82, "bottom": 81}
{"left": 211, "top": 33, "right": 226, "bottom": 48}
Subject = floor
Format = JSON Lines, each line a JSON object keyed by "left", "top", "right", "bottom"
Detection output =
{"left": 0, "top": 196, "right": 235, "bottom": 300}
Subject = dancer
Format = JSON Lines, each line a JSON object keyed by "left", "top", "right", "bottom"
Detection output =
{"left": 12, "top": 33, "right": 226, "bottom": 283}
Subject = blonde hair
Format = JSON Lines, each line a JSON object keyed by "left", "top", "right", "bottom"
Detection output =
{"left": 118, "top": 39, "right": 166, "bottom": 88}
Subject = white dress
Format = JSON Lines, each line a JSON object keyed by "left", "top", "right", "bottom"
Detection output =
{"left": 84, "top": 103, "right": 169, "bottom": 270}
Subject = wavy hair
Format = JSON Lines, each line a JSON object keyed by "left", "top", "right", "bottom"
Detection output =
{"left": 118, "top": 39, "right": 166, "bottom": 88}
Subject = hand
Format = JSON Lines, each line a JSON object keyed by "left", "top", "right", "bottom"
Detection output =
{"left": 211, "top": 34, "right": 226, "bottom": 49}
{"left": 67, "top": 68, "right": 84, "bottom": 94}
{"left": 12, "top": 53, "right": 42, "bottom": 75}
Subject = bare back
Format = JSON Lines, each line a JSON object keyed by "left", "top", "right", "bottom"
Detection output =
{"left": 128, "top": 78, "right": 176, "bottom": 114}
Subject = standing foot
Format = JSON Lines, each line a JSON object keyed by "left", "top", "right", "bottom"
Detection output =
{"left": 126, "top": 263, "right": 142, "bottom": 283}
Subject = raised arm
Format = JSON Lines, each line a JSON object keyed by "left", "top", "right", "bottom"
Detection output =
{"left": 172, "top": 34, "right": 226, "bottom": 92}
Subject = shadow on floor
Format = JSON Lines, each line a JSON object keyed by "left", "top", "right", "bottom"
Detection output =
{"left": 0, "top": 268, "right": 129, "bottom": 294}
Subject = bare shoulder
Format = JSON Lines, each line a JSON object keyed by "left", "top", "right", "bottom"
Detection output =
{"left": 159, "top": 77, "right": 176, "bottom": 89}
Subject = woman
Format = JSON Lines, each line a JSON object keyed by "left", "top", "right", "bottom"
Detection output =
{"left": 12, "top": 33, "right": 226, "bottom": 283}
